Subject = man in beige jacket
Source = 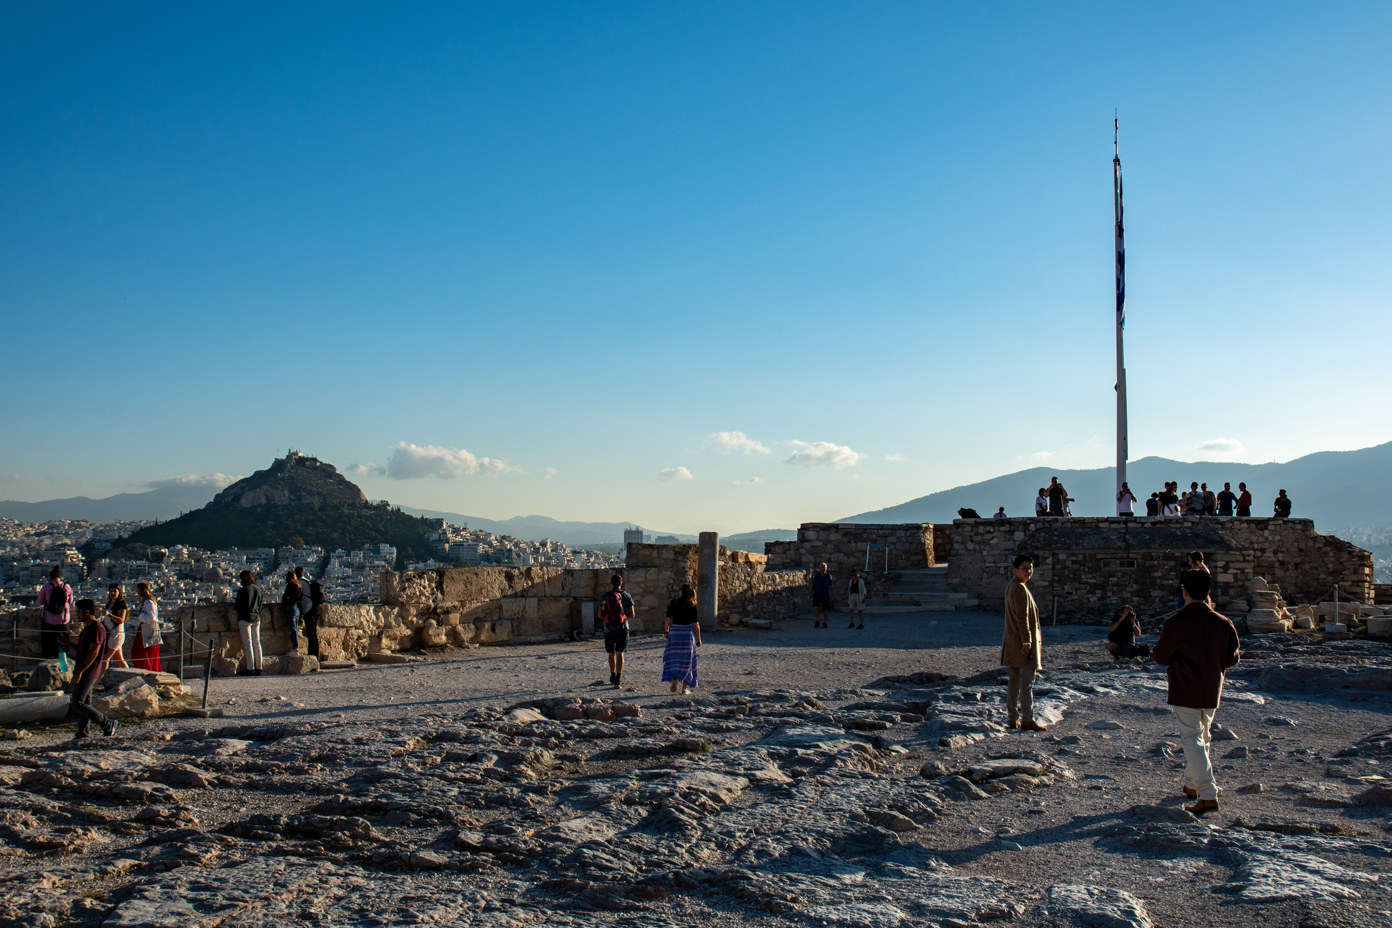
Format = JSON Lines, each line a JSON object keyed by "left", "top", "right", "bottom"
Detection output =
{"left": 1001, "top": 553, "right": 1046, "bottom": 731}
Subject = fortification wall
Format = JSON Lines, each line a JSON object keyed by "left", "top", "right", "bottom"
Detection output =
{"left": 622, "top": 544, "right": 808, "bottom": 626}
{"left": 948, "top": 516, "right": 1373, "bottom": 624}
{"left": 4, "top": 546, "right": 809, "bottom": 676}
{"left": 765, "top": 523, "right": 936, "bottom": 576}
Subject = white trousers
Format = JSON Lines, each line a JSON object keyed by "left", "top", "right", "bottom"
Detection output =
{"left": 239, "top": 620, "right": 264, "bottom": 671}
{"left": 1172, "top": 705, "right": 1218, "bottom": 800}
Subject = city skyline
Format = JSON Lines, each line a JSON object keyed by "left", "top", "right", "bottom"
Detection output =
{"left": 3, "top": 3, "right": 1390, "bottom": 535}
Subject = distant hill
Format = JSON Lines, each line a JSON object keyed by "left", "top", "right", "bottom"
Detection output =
{"left": 0, "top": 483, "right": 222, "bottom": 523}
{"left": 842, "top": 441, "right": 1392, "bottom": 534}
{"left": 397, "top": 506, "right": 794, "bottom": 553}
{"left": 108, "top": 454, "right": 436, "bottom": 566}
{"left": 398, "top": 508, "right": 695, "bottom": 547}
{"left": 724, "top": 529, "right": 798, "bottom": 553}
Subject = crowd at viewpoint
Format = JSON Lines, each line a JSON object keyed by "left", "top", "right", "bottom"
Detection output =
{"left": 35, "top": 566, "right": 166, "bottom": 740}
{"left": 1021, "top": 476, "right": 1293, "bottom": 519}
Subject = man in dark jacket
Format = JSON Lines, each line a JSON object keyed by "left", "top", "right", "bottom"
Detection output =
{"left": 1153, "top": 570, "right": 1241, "bottom": 815}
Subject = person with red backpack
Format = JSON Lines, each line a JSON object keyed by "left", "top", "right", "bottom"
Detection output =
{"left": 600, "top": 574, "right": 635, "bottom": 688}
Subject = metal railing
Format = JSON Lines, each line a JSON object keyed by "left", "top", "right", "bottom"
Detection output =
{"left": 0, "top": 618, "right": 216, "bottom": 710}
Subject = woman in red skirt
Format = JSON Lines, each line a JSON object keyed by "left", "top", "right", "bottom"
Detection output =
{"left": 130, "top": 581, "right": 162, "bottom": 672}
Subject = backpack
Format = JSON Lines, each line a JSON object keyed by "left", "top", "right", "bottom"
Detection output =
{"left": 601, "top": 589, "right": 628, "bottom": 628}
{"left": 44, "top": 582, "right": 68, "bottom": 616}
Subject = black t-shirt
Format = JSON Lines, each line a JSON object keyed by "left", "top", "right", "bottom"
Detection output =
{"left": 1108, "top": 619, "right": 1137, "bottom": 647}
{"left": 665, "top": 598, "right": 698, "bottom": 625}
{"left": 1216, "top": 490, "right": 1237, "bottom": 513}
{"left": 1145, "top": 497, "right": 1159, "bottom": 516}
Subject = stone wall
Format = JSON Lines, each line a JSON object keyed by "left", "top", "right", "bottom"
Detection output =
{"left": 765, "top": 523, "right": 936, "bottom": 577}
{"left": 1374, "top": 584, "right": 1392, "bottom": 606}
{"left": 179, "top": 602, "right": 436, "bottom": 676}
{"left": 947, "top": 516, "right": 1373, "bottom": 624}
{"left": 2, "top": 546, "right": 810, "bottom": 677}
{"left": 622, "top": 544, "right": 808, "bottom": 626}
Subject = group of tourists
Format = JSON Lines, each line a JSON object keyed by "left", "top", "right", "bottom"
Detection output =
{"left": 597, "top": 574, "right": 701, "bottom": 693}
{"left": 1001, "top": 549, "right": 1241, "bottom": 816}
{"left": 809, "top": 563, "right": 869, "bottom": 628}
{"left": 1025, "top": 476, "right": 1294, "bottom": 519}
{"left": 233, "top": 567, "right": 324, "bottom": 676}
{"left": 1126, "top": 480, "right": 1293, "bottom": 518}
{"left": 36, "top": 567, "right": 164, "bottom": 741}
{"left": 37, "top": 567, "right": 162, "bottom": 675}
{"left": 1033, "top": 478, "right": 1075, "bottom": 517}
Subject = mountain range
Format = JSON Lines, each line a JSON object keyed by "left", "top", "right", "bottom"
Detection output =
{"left": 842, "top": 442, "right": 1392, "bottom": 532}
{"left": 5, "top": 441, "right": 1389, "bottom": 546}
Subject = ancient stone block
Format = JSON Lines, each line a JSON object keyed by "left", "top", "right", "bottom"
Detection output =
{"left": 475, "top": 620, "right": 512, "bottom": 645}
{"left": 284, "top": 655, "right": 320, "bottom": 674}
{"left": 26, "top": 661, "right": 70, "bottom": 692}
{"left": 92, "top": 683, "right": 160, "bottom": 719}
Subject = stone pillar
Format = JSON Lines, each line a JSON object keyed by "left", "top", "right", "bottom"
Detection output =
{"left": 698, "top": 532, "right": 719, "bottom": 630}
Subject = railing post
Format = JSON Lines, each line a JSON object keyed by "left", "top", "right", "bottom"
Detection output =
{"left": 201, "top": 635, "right": 214, "bottom": 709}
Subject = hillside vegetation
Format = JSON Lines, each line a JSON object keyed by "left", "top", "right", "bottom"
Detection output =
{"left": 103, "top": 454, "right": 435, "bottom": 567}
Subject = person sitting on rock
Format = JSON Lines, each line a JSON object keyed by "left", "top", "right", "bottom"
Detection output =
{"left": 1106, "top": 605, "right": 1150, "bottom": 660}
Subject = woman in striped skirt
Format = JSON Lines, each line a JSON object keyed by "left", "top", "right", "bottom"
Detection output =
{"left": 662, "top": 584, "right": 702, "bottom": 694}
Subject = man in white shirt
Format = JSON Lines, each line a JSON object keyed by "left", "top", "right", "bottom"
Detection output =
{"left": 1117, "top": 482, "right": 1138, "bottom": 517}
{"left": 1034, "top": 489, "right": 1048, "bottom": 518}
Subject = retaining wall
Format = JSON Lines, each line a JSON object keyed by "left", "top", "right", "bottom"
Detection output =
{"left": 765, "top": 523, "right": 938, "bottom": 577}
{"left": 948, "top": 516, "right": 1373, "bottom": 624}
{"left": 176, "top": 546, "right": 807, "bottom": 674}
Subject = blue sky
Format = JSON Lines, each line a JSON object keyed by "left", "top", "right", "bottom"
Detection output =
{"left": 3, "top": 2, "right": 1389, "bottom": 534}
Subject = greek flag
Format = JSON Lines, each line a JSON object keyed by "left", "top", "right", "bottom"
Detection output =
{"left": 1115, "top": 165, "right": 1126, "bottom": 328}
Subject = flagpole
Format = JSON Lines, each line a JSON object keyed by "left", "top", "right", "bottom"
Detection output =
{"left": 1114, "top": 115, "right": 1128, "bottom": 510}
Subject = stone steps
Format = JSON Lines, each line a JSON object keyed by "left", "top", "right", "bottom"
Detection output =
{"left": 869, "top": 566, "right": 978, "bottom": 613}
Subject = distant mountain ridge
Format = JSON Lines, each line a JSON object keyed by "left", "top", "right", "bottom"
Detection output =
{"left": 8, "top": 442, "right": 1387, "bottom": 547}
{"left": 397, "top": 506, "right": 796, "bottom": 552}
{"left": 0, "top": 484, "right": 223, "bottom": 523}
{"left": 842, "top": 441, "right": 1392, "bottom": 533}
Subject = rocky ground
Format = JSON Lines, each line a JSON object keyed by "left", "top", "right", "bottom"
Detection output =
{"left": 1, "top": 608, "right": 1390, "bottom": 928}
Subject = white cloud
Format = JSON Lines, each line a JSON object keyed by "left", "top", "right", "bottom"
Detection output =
{"left": 543, "top": 467, "right": 558, "bottom": 480}
{"left": 733, "top": 477, "right": 765, "bottom": 486}
{"left": 1029, "top": 451, "right": 1053, "bottom": 462}
{"left": 659, "top": 466, "right": 693, "bottom": 482}
{"left": 885, "top": 453, "right": 906, "bottom": 462}
{"left": 385, "top": 442, "right": 519, "bottom": 479}
{"left": 1198, "top": 438, "right": 1245, "bottom": 457}
{"left": 349, "top": 463, "right": 388, "bottom": 478}
{"left": 145, "top": 473, "right": 240, "bottom": 490}
{"left": 784, "top": 440, "right": 864, "bottom": 469}
{"left": 701, "top": 431, "right": 770, "bottom": 455}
